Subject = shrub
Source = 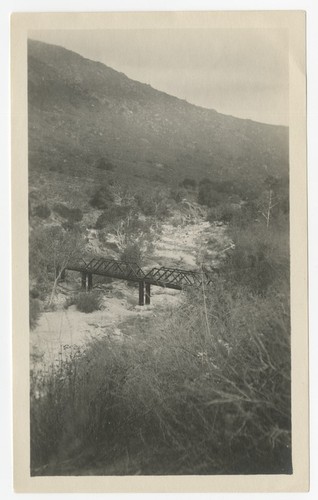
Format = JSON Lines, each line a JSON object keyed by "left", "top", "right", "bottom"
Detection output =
{"left": 199, "top": 178, "right": 234, "bottom": 194}
{"left": 134, "top": 191, "right": 169, "bottom": 219}
{"left": 198, "top": 185, "right": 225, "bottom": 207}
{"left": 181, "top": 178, "right": 197, "bottom": 190}
{"left": 95, "top": 158, "right": 115, "bottom": 171}
{"left": 207, "top": 203, "right": 238, "bottom": 223}
{"left": 30, "top": 288, "right": 40, "bottom": 299}
{"left": 228, "top": 194, "right": 241, "bottom": 204}
{"left": 29, "top": 297, "right": 41, "bottom": 330}
{"left": 121, "top": 243, "right": 143, "bottom": 265}
{"left": 223, "top": 223, "right": 289, "bottom": 295}
{"left": 53, "top": 203, "right": 83, "bottom": 223}
{"left": 170, "top": 187, "right": 188, "bottom": 203}
{"left": 134, "top": 193, "right": 157, "bottom": 216}
{"left": 34, "top": 204, "right": 51, "bottom": 219}
{"left": 72, "top": 292, "right": 102, "bottom": 313}
{"left": 89, "top": 186, "right": 114, "bottom": 209}
{"left": 49, "top": 165, "right": 63, "bottom": 173}
{"left": 95, "top": 205, "right": 131, "bottom": 230}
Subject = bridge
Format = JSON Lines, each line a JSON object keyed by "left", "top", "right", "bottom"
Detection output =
{"left": 65, "top": 257, "right": 217, "bottom": 306}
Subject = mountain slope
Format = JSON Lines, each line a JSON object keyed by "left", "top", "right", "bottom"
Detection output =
{"left": 28, "top": 39, "right": 289, "bottom": 202}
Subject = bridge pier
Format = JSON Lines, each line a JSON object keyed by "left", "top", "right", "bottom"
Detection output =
{"left": 139, "top": 281, "right": 144, "bottom": 306}
{"left": 145, "top": 282, "right": 151, "bottom": 305}
{"left": 87, "top": 273, "right": 93, "bottom": 291}
{"left": 81, "top": 272, "right": 87, "bottom": 291}
{"left": 138, "top": 282, "right": 151, "bottom": 306}
{"left": 81, "top": 272, "right": 93, "bottom": 291}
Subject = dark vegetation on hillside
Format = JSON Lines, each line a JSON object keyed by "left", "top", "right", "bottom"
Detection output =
{"left": 28, "top": 39, "right": 290, "bottom": 476}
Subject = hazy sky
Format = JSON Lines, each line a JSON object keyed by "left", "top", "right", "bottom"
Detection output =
{"left": 30, "top": 29, "right": 289, "bottom": 126}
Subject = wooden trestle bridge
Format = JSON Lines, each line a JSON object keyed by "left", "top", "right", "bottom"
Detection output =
{"left": 65, "top": 257, "right": 217, "bottom": 306}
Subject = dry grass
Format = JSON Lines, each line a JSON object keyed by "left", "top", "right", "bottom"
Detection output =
{"left": 30, "top": 274, "right": 291, "bottom": 475}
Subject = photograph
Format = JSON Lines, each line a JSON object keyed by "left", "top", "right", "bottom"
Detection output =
{"left": 10, "top": 10, "right": 308, "bottom": 493}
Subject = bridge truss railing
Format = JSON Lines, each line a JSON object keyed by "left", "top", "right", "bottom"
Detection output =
{"left": 65, "top": 257, "right": 217, "bottom": 305}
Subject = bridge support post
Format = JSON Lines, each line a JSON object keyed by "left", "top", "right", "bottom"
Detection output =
{"left": 139, "top": 281, "right": 145, "bottom": 306}
{"left": 145, "top": 283, "right": 151, "bottom": 305}
{"left": 87, "top": 273, "right": 93, "bottom": 291}
{"left": 81, "top": 272, "right": 87, "bottom": 291}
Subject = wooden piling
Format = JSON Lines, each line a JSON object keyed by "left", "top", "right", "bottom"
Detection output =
{"left": 139, "top": 281, "right": 145, "bottom": 306}
{"left": 81, "top": 272, "right": 87, "bottom": 291}
{"left": 87, "top": 273, "right": 93, "bottom": 291}
{"left": 145, "top": 282, "right": 151, "bottom": 305}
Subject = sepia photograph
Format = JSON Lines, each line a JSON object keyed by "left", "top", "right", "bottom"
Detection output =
{"left": 11, "top": 9, "right": 308, "bottom": 493}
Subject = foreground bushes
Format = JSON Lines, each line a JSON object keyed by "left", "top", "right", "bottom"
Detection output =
{"left": 223, "top": 223, "right": 290, "bottom": 295}
{"left": 30, "top": 277, "right": 291, "bottom": 475}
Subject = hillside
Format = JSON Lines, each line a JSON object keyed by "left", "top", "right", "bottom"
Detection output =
{"left": 29, "top": 40, "right": 292, "bottom": 477}
{"left": 28, "top": 39, "right": 289, "bottom": 207}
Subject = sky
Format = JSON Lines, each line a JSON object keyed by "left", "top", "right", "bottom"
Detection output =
{"left": 30, "top": 29, "right": 289, "bottom": 126}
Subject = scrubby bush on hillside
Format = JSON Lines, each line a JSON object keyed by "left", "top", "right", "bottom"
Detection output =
{"left": 181, "top": 177, "right": 197, "bottom": 190}
{"left": 198, "top": 185, "right": 225, "bottom": 207}
{"left": 121, "top": 242, "right": 143, "bottom": 265}
{"left": 29, "top": 297, "right": 41, "bottom": 330}
{"left": 49, "top": 165, "right": 63, "bottom": 173}
{"left": 72, "top": 292, "right": 102, "bottom": 313}
{"left": 170, "top": 187, "right": 188, "bottom": 203}
{"left": 34, "top": 204, "right": 51, "bottom": 219}
{"left": 228, "top": 194, "right": 241, "bottom": 204}
{"left": 30, "top": 288, "right": 40, "bottom": 299}
{"left": 89, "top": 186, "right": 114, "bottom": 209}
{"left": 95, "top": 157, "right": 115, "bottom": 171}
{"left": 134, "top": 190, "right": 169, "bottom": 219}
{"left": 134, "top": 193, "right": 157, "bottom": 216}
{"left": 113, "top": 215, "right": 157, "bottom": 256}
{"left": 223, "top": 223, "right": 289, "bottom": 296}
{"left": 95, "top": 205, "right": 132, "bottom": 230}
{"left": 53, "top": 203, "right": 83, "bottom": 223}
{"left": 199, "top": 178, "right": 234, "bottom": 194}
{"left": 207, "top": 203, "right": 239, "bottom": 223}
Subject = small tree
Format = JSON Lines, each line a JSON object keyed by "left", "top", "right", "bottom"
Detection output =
{"left": 29, "top": 225, "right": 85, "bottom": 306}
{"left": 257, "top": 175, "right": 289, "bottom": 230}
{"left": 121, "top": 243, "right": 143, "bottom": 265}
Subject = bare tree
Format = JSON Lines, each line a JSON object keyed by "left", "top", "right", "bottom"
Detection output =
{"left": 259, "top": 189, "right": 279, "bottom": 229}
{"left": 29, "top": 225, "right": 85, "bottom": 306}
